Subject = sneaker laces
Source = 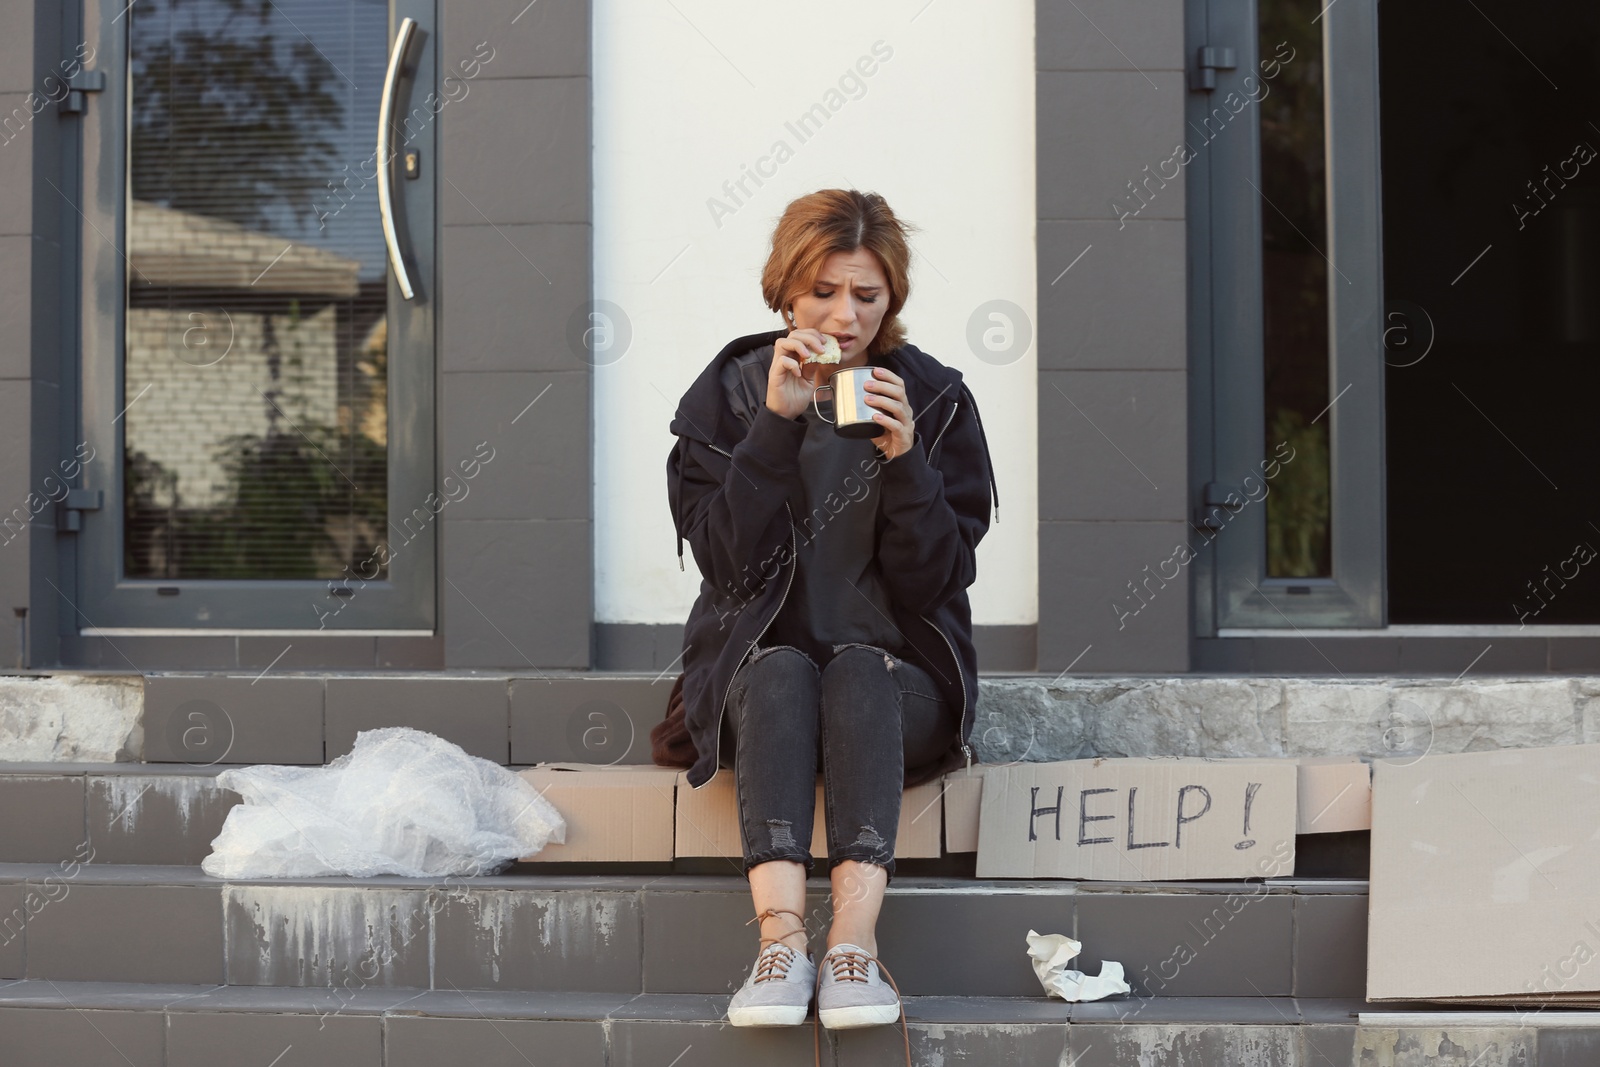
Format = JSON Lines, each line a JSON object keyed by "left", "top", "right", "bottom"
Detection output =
{"left": 744, "top": 908, "right": 807, "bottom": 983}
{"left": 753, "top": 943, "right": 796, "bottom": 982}
{"left": 812, "top": 943, "right": 912, "bottom": 1067}
{"left": 822, "top": 946, "right": 874, "bottom": 983}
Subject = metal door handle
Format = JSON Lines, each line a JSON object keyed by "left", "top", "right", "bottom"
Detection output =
{"left": 378, "top": 17, "right": 419, "bottom": 300}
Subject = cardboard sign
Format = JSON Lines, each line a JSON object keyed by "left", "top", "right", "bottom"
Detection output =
{"left": 1368, "top": 743, "right": 1600, "bottom": 1004}
{"left": 1296, "top": 757, "right": 1371, "bottom": 834}
{"left": 674, "top": 770, "right": 943, "bottom": 859}
{"left": 517, "top": 764, "right": 678, "bottom": 862}
{"left": 976, "top": 757, "right": 1297, "bottom": 880}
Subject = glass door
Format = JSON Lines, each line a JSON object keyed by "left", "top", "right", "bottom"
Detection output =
{"left": 1195, "top": 0, "right": 1386, "bottom": 630}
{"left": 72, "top": 0, "right": 435, "bottom": 632}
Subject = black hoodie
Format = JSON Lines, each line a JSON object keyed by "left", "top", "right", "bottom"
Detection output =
{"left": 666, "top": 328, "right": 999, "bottom": 790}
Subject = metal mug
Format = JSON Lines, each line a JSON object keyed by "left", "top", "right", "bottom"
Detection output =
{"left": 813, "top": 365, "right": 881, "bottom": 439}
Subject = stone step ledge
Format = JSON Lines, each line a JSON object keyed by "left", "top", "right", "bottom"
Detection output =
{"left": 6, "top": 671, "right": 1599, "bottom": 768}
{"left": 0, "top": 981, "right": 1590, "bottom": 1067}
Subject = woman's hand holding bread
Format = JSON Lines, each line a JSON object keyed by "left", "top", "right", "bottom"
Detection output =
{"left": 765, "top": 328, "right": 839, "bottom": 420}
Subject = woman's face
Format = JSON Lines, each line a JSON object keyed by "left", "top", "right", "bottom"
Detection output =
{"left": 788, "top": 247, "right": 889, "bottom": 361}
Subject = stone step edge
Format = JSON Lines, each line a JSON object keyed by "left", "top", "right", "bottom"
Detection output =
{"left": 0, "top": 861, "right": 1367, "bottom": 894}
{"left": 11, "top": 981, "right": 1593, "bottom": 1029}
{"left": 0, "top": 762, "right": 621, "bottom": 775}
{"left": 15, "top": 979, "right": 1600, "bottom": 1030}
{"left": 8, "top": 670, "right": 1600, "bottom": 766}
{"left": 0, "top": 980, "right": 1415, "bottom": 1025}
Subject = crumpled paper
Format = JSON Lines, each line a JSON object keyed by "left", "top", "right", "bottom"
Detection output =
{"left": 1025, "top": 929, "right": 1131, "bottom": 1001}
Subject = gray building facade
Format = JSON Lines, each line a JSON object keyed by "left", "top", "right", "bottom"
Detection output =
{"left": 3, "top": 0, "right": 1597, "bottom": 696}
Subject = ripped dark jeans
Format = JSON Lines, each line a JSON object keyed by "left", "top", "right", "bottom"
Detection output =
{"left": 718, "top": 641, "right": 957, "bottom": 884}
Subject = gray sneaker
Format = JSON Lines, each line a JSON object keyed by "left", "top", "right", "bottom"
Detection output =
{"left": 726, "top": 941, "right": 817, "bottom": 1026}
{"left": 816, "top": 942, "right": 903, "bottom": 1029}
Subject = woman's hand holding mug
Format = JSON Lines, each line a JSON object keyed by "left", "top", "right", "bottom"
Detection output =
{"left": 863, "top": 366, "right": 914, "bottom": 462}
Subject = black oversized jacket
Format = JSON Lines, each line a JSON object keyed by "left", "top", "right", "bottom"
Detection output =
{"left": 665, "top": 328, "right": 999, "bottom": 790}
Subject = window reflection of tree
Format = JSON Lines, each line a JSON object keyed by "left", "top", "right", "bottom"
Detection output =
{"left": 123, "top": 0, "right": 389, "bottom": 583}
{"left": 130, "top": 0, "right": 341, "bottom": 232}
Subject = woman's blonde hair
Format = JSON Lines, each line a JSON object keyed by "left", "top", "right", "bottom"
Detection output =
{"left": 760, "top": 189, "right": 916, "bottom": 359}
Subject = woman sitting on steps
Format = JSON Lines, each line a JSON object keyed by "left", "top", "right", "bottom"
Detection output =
{"left": 664, "top": 187, "right": 999, "bottom": 1059}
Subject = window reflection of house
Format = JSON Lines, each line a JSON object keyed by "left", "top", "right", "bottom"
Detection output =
{"left": 124, "top": 199, "right": 388, "bottom": 581}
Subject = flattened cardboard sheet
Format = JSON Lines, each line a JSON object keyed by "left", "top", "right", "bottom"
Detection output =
{"left": 1367, "top": 743, "right": 1600, "bottom": 1004}
{"left": 517, "top": 764, "right": 679, "bottom": 862}
{"left": 1297, "top": 757, "right": 1371, "bottom": 834}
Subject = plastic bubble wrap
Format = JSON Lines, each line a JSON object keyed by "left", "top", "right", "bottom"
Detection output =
{"left": 201, "top": 727, "right": 566, "bottom": 878}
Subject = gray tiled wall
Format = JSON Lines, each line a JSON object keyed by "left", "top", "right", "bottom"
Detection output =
{"left": 1, "top": 0, "right": 59, "bottom": 668}
{"left": 437, "top": 2, "right": 593, "bottom": 669}
{"left": 1037, "top": 0, "right": 1191, "bottom": 673}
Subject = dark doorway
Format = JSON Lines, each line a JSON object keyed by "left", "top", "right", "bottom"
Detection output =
{"left": 1381, "top": 0, "right": 1600, "bottom": 624}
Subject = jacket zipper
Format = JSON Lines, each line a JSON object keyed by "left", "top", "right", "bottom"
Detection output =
{"left": 701, "top": 439, "right": 798, "bottom": 789}
{"left": 922, "top": 395, "right": 972, "bottom": 768}
{"left": 921, "top": 611, "right": 973, "bottom": 769}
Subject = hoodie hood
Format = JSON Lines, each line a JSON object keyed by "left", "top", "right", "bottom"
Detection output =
{"left": 668, "top": 328, "right": 998, "bottom": 570}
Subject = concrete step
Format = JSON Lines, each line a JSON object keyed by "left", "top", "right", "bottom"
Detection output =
{"left": 0, "top": 760, "right": 1371, "bottom": 886}
{"left": 0, "top": 761, "right": 978, "bottom": 875}
{"left": 0, "top": 980, "right": 1591, "bottom": 1067}
{"left": 0, "top": 863, "right": 1368, "bottom": 1000}
{"left": 0, "top": 762, "right": 237, "bottom": 866}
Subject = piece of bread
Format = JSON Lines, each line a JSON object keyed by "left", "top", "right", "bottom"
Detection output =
{"left": 803, "top": 334, "right": 843, "bottom": 365}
